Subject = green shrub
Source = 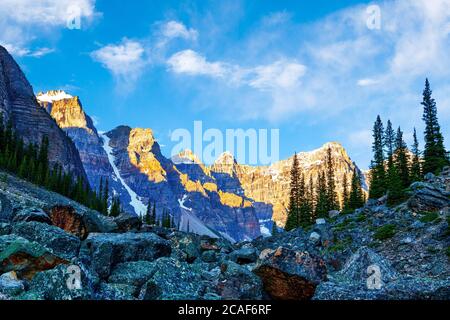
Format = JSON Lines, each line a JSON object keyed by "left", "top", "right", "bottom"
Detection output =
{"left": 355, "top": 213, "right": 367, "bottom": 222}
{"left": 419, "top": 211, "right": 439, "bottom": 223}
{"left": 374, "top": 224, "right": 396, "bottom": 240}
{"left": 446, "top": 246, "right": 450, "bottom": 258}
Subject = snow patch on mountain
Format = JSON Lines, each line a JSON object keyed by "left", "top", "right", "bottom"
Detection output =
{"left": 101, "top": 133, "right": 146, "bottom": 216}
{"left": 178, "top": 195, "right": 218, "bottom": 238}
{"left": 36, "top": 90, "right": 73, "bottom": 103}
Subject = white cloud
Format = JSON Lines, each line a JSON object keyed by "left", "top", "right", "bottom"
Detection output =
{"left": 167, "top": 50, "right": 227, "bottom": 77}
{"left": 161, "top": 21, "right": 198, "bottom": 41}
{"left": 248, "top": 60, "right": 306, "bottom": 90}
{"left": 91, "top": 39, "right": 148, "bottom": 90}
{"left": 0, "top": 0, "right": 98, "bottom": 57}
{"left": 357, "top": 78, "right": 380, "bottom": 87}
{"left": 167, "top": 50, "right": 306, "bottom": 91}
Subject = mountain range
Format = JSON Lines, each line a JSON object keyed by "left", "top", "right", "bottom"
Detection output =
{"left": 1, "top": 45, "right": 367, "bottom": 242}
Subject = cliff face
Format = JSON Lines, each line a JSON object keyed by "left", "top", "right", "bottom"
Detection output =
{"left": 102, "top": 127, "right": 261, "bottom": 242}
{"left": 36, "top": 92, "right": 134, "bottom": 213}
{"left": 0, "top": 46, "right": 87, "bottom": 180}
{"left": 210, "top": 142, "right": 368, "bottom": 226}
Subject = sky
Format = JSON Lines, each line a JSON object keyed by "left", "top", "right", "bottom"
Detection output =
{"left": 1, "top": 0, "right": 450, "bottom": 169}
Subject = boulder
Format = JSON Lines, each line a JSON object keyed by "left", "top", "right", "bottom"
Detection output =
{"left": 229, "top": 246, "right": 258, "bottom": 264}
{"left": 201, "top": 251, "right": 217, "bottom": 263}
{"left": 328, "top": 210, "right": 340, "bottom": 219}
{"left": 253, "top": 246, "right": 327, "bottom": 300}
{"left": 0, "top": 235, "right": 68, "bottom": 279}
{"left": 316, "top": 218, "right": 326, "bottom": 225}
{"left": 12, "top": 207, "right": 51, "bottom": 225}
{"left": 407, "top": 182, "right": 450, "bottom": 212}
{"left": 0, "top": 194, "right": 13, "bottom": 222}
{"left": 170, "top": 234, "right": 201, "bottom": 263}
{"left": 11, "top": 222, "right": 81, "bottom": 260}
{"left": 309, "top": 232, "right": 321, "bottom": 243}
{"left": 26, "top": 264, "right": 93, "bottom": 300}
{"left": 48, "top": 206, "right": 88, "bottom": 239}
{"left": 113, "top": 213, "right": 142, "bottom": 232}
{"left": 79, "top": 232, "right": 171, "bottom": 278}
{"left": 139, "top": 258, "right": 205, "bottom": 300}
{"left": 97, "top": 282, "right": 136, "bottom": 300}
{"left": 217, "top": 261, "right": 263, "bottom": 300}
{"left": 0, "top": 271, "right": 24, "bottom": 296}
{"left": 0, "top": 223, "right": 11, "bottom": 236}
{"left": 108, "top": 261, "right": 157, "bottom": 287}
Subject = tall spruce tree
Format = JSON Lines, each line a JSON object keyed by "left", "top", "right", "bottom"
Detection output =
{"left": 315, "top": 171, "right": 328, "bottom": 219}
{"left": 348, "top": 168, "right": 365, "bottom": 210}
{"left": 342, "top": 172, "right": 350, "bottom": 212}
{"left": 421, "top": 78, "right": 449, "bottom": 174}
{"left": 410, "top": 128, "right": 422, "bottom": 182}
{"left": 369, "top": 116, "right": 386, "bottom": 199}
{"left": 395, "top": 127, "right": 410, "bottom": 188}
{"left": 325, "top": 146, "right": 338, "bottom": 211}
{"left": 285, "top": 153, "right": 301, "bottom": 231}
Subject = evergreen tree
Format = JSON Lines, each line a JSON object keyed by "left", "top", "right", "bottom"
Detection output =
{"left": 348, "top": 168, "right": 365, "bottom": 210}
{"left": 315, "top": 171, "right": 328, "bottom": 219}
{"left": 109, "top": 196, "right": 121, "bottom": 217}
{"left": 395, "top": 127, "right": 410, "bottom": 188}
{"left": 342, "top": 172, "right": 350, "bottom": 212}
{"left": 298, "top": 173, "right": 312, "bottom": 228}
{"left": 369, "top": 116, "right": 386, "bottom": 199}
{"left": 325, "top": 146, "right": 338, "bottom": 211}
{"left": 410, "top": 128, "right": 422, "bottom": 182}
{"left": 421, "top": 78, "right": 449, "bottom": 174}
{"left": 271, "top": 221, "right": 278, "bottom": 236}
{"left": 285, "top": 153, "right": 301, "bottom": 231}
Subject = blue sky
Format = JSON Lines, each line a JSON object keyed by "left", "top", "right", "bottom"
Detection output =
{"left": 2, "top": 0, "right": 450, "bottom": 169}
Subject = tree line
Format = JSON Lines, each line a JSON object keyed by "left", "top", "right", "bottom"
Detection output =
{"left": 369, "top": 79, "right": 449, "bottom": 205}
{"left": 285, "top": 146, "right": 365, "bottom": 231}
{"left": 0, "top": 112, "right": 121, "bottom": 216}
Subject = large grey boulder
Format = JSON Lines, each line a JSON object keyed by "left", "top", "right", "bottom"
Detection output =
{"left": 11, "top": 221, "right": 80, "bottom": 260}
{"left": 217, "top": 261, "right": 263, "bottom": 300}
{"left": 12, "top": 207, "right": 51, "bottom": 224}
{"left": 407, "top": 182, "right": 450, "bottom": 212}
{"left": 0, "top": 272, "right": 25, "bottom": 296}
{"left": 108, "top": 261, "right": 157, "bottom": 288}
{"left": 79, "top": 232, "right": 171, "bottom": 279}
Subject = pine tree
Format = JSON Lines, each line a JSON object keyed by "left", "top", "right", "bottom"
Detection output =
{"left": 298, "top": 173, "right": 312, "bottom": 228}
{"left": 109, "top": 196, "right": 121, "bottom": 217}
{"left": 421, "top": 78, "right": 449, "bottom": 174}
{"left": 348, "top": 168, "right": 364, "bottom": 210}
{"left": 342, "top": 172, "right": 350, "bottom": 213}
{"left": 369, "top": 116, "right": 386, "bottom": 199}
{"left": 395, "top": 127, "right": 410, "bottom": 188}
{"left": 285, "top": 153, "right": 301, "bottom": 231}
{"left": 315, "top": 171, "right": 328, "bottom": 219}
{"left": 410, "top": 128, "right": 422, "bottom": 182}
{"left": 271, "top": 221, "right": 278, "bottom": 236}
{"left": 325, "top": 146, "right": 338, "bottom": 211}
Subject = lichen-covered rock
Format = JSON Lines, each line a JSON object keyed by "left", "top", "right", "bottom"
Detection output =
{"left": 79, "top": 232, "right": 171, "bottom": 279}
{"left": 407, "top": 182, "right": 450, "bottom": 212}
{"left": 253, "top": 246, "right": 327, "bottom": 300}
{"left": 11, "top": 221, "right": 80, "bottom": 260}
{"left": 0, "top": 235, "right": 68, "bottom": 279}
{"left": 113, "top": 213, "right": 142, "bottom": 232}
{"left": 96, "top": 282, "right": 137, "bottom": 300}
{"left": 217, "top": 261, "right": 263, "bottom": 300}
{"left": 12, "top": 207, "right": 51, "bottom": 224}
{"left": 0, "top": 272, "right": 24, "bottom": 296}
{"left": 229, "top": 246, "right": 258, "bottom": 264}
{"left": 108, "top": 261, "right": 157, "bottom": 287}
{"left": 26, "top": 264, "right": 92, "bottom": 300}
{"left": 49, "top": 206, "right": 88, "bottom": 239}
{"left": 0, "top": 194, "right": 13, "bottom": 222}
{"left": 139, "top": 258, "right": 205, "bottom": 300}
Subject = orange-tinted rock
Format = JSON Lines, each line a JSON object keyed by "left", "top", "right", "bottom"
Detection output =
{"left": 49, "top": 206, "right": 88, "bottom": 240}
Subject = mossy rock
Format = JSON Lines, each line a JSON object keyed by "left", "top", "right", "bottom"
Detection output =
{"left": 374, "top": 224, "right": 396, "bottom": 241}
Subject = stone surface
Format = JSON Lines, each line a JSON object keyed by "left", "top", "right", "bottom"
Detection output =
{"left": 11, "top": 221, "right": 81, "bottom": 260}
{"left": 49, "top": 206, "right": 88, "bottom": 239}
{"left": 13, "top": 207, "right": 52, "bottom": 224}
{"left": 253, "top": 247, "right": 327, "bottom": 300}
{"left": 80, "top": 232, "right": 171, "bottom": 278}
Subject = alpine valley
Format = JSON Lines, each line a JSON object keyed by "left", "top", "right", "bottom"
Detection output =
{"left": 0, "top": 45, "right": 448, "bottom": 301}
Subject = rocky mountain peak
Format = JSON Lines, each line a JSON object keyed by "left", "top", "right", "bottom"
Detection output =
{"left": 37, "top": 92, "right": 96, "bottom": 134}
{"left": 172, "top": 149, "right": 203, "bottom": 165}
